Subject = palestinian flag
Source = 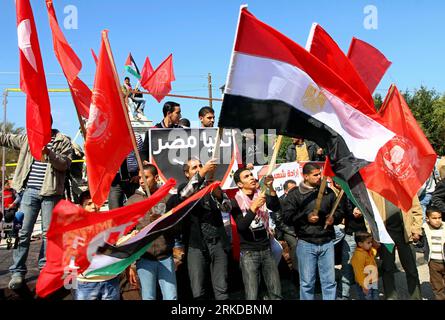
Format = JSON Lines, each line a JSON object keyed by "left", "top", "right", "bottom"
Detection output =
{"left": 84, "top": 181, "right": 221, "bottom": 277}
{"left": 218, "top": 7, "right": 395, "bottom": 243}
{"left": 36, "top": 179, "right": 176, "bottom": 298}
{"left": 324, "top": 158, "right": 394, "bottom": 249}
{"left": 124, "top": 52, "right": 140, "bottom": 79}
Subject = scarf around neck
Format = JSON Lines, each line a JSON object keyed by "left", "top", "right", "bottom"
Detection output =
{"left": 234, "top": 189, "right": 270, "bottom": 232}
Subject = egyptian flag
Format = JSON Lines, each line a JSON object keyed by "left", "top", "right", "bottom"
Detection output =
{"left": 124, "top": 53, "right": 141, "bottom": 79}
{"left": 218, "top": 7, "right": 395, "bottom": 243}
{"left": 219, "top": 7, "right": 394, "bottom": 183}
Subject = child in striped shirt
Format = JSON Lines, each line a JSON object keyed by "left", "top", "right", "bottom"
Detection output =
{"left": 423, "top": 206, "right": 445, "bottom": 300}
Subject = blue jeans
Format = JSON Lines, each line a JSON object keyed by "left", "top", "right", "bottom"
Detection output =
{"left": 239, "top": 248, "right": 282, "bottom": 300}
{"left": 136, "top": 256, "right": 177, "bottom": 300}
{"left": 419, "top": 193, "right": 432, "bottom": 223}
{"left": 73, "top": 277, "right": 120, "bottom": 300}
{"left": 9, "top": 188, "right": 61, "bottom": 276}
{"left": 297, "top": 239, "right": 337, "bottom": 300}
{"left": 131, "top": 97, "right": 146, "bottom": 114}
{"left": 357, "top": 288, "right": 379, "bottom": 300}
{"left": 333, "top": 225, "right": 345, "bottom": 245}
{"left": 340, "top": 234, "right": 357, "bottom": 299}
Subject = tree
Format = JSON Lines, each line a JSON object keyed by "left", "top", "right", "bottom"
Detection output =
{"left": 402, "top": 87, "right": 445, "bottom": 156}
{"left": 1, "top": 122, "right": 24, "bottom": 178}
{"left": 373, "top": 93, "right": 383, "bottom": 111}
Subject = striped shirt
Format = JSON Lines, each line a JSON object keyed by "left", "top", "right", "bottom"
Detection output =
{"left": 430, "top": 227, "right": 444, "bottom": 261}
{"left": 126, "top": 133, "right": 144, "bottom": 173}
{"left": 26, "top": 137, "right": 55, "bottom": 190}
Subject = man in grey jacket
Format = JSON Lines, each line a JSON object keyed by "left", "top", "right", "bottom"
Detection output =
{"left": 0, "top": 128, "right": 72, "bottom": 289}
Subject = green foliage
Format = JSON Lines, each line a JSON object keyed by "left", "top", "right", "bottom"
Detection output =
{"left": 373, "top": 93, "right": 383, "bottom": 111}
{"left": 401, "top": 87, "right": 445, "bottom": 156}
{"left": 278, "top": 136, "right": 292, "bottom": 163}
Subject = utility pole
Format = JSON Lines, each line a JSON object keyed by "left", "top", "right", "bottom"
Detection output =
{"left": 208, "top": 73, "right": 213, "bottom": 109}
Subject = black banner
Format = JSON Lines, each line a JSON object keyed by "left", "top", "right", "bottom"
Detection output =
{"left": 149, "top": 128, "right": 235, "bottom": 186}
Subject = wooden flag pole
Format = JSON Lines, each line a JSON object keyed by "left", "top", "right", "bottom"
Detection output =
{"left": 324, "top": 189, "right": 344, "bottom": 229}
{"left": 377, "top": 83, "right": 396, "bottom": 114}
{"left": 208, "top": 127, "right": 224, "bottom": 182}
{"left": 260, "top": 134, "right": 283, "bottom": 195}
{"left": 312, "top": 176, "right": 328, "bottom": 216}
{"left": 102, "top": 30, "right": 151, "bottom": 197}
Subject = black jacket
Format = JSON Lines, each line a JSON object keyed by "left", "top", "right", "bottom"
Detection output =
{"left": 230, "top": 194, "right": 281, "bottom": 251}
{"left": 432, "top": 179, "right": 445, "bottom": 214}
{"left": 274, "top": 194, "right": 297, "bottom": 239}
{"left": 342, "top": 196, "right": 367, "bottom": 235}
{"left": 166, "top": 180, "right": 229, "bottom": 252}
{"left": 282, "top": 183, "right": 344, "bottom": 244}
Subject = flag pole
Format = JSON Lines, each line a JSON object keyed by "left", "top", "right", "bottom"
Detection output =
{"left": 260, "top": 134, "right": 283, "bottom": 195}
{"left": 377, "top": 83, "right": 396, "bottom": 114}
{"left": 68, "top": 87, "right": 87, "bottom": 139}
{"left": 102, "top": 30, "right": 151, "bottom": 197}
{"left": 1, "top": 90, "right": 8, "bottom": 219}
{"left": 312, "top": 175, "right": 328, "bottom": 217}
{"left": 324, "top": 189, "right": 344, "bottom": 229}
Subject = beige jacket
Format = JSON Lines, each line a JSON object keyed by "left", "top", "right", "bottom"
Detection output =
{"left": 0, "top": 130, "right": 72, "bottom": 196}
{"left": 369, "top": 190, "right": 423, "bottom": 243}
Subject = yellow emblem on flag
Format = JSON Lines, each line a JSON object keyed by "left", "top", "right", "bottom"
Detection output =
{"left": 302, "top": 84, "right": 327, "bottom": 113}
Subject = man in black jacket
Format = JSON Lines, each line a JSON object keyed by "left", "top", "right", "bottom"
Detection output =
{"left": 432, "top": 178, "right": 445, "bottom": 214}
{"left": 283, "top": 163, "right": 343, "bottom": 300}
{"left": 231, "top": 168, "right": 282, "bottom": 300}
{"left": 167, "top": 157, "right": 231, "bottom": 300}
{"left": 274, "top": 180, "right": 298, "bottom": 284}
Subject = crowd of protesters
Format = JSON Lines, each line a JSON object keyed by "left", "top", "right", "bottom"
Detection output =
{"left": 1, "top": 99, "right": 445, "bottom": 301}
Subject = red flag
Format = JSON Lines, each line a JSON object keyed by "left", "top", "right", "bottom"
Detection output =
{"left": 91, "top": 49, "right": 98, "bottom": 65}
{"left": 360, "top": 85, "right": 437, "bottom": 212}
{"left": 307, "top": 23, "right": 375, "bottom": 114}
{"left": 140, "top": 57, "right": 154, "bottom": 84}
{"left": 322, "top": 156, "right": 335, "bottom": 178}
{"left": 141, "top": 54, "right": 175, "bottom": 102}
{"left": 347, "top": 37, "right": 392, "bottom": 94}
{"left": 46, "top": 0, "right": 91, "bottom": 119}
{"left": 16, "top": 0, "right": 52, "bottom": 160}
{"left": 36, "top": 179, "right": 176, "bottom": 298}
{"left": 85, "top": 31, "right": 133, "bottom": 207}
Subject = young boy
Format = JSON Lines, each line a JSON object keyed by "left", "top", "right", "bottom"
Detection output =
{"left": 72, "top": 190, "right": 120, "bottom": 300}
{"left": 423, "top": 206, "right": 445, "bottom": 300}
{"left": 350, "top": 231, "right": 379, "bottom": 300}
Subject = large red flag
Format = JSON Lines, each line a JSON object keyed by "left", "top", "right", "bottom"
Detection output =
{"left": 141, "top": 54, "right": 175, "bottom": 102}
{"left": 16, "top": 0, "right": 52, "bottom": 160}
{"left": 140, "top": 57, "right": 154, "bottom": 85}
{"left": 46, "top": 0, "right": 91, "bottom": 119}
{"left": 360, "top": 85, "right": 437, "bottom": 212}
{"left": 36, "top": 179, "right": 176, "bottom": 298}
{"left": 306, "top": 23, "right": 375, "bottom": 114}
{"left": 347, "top": 37, "right": 392, "bottom": 94}
{"left": 85, "top": 31, "right": 133, "bottom": 207}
